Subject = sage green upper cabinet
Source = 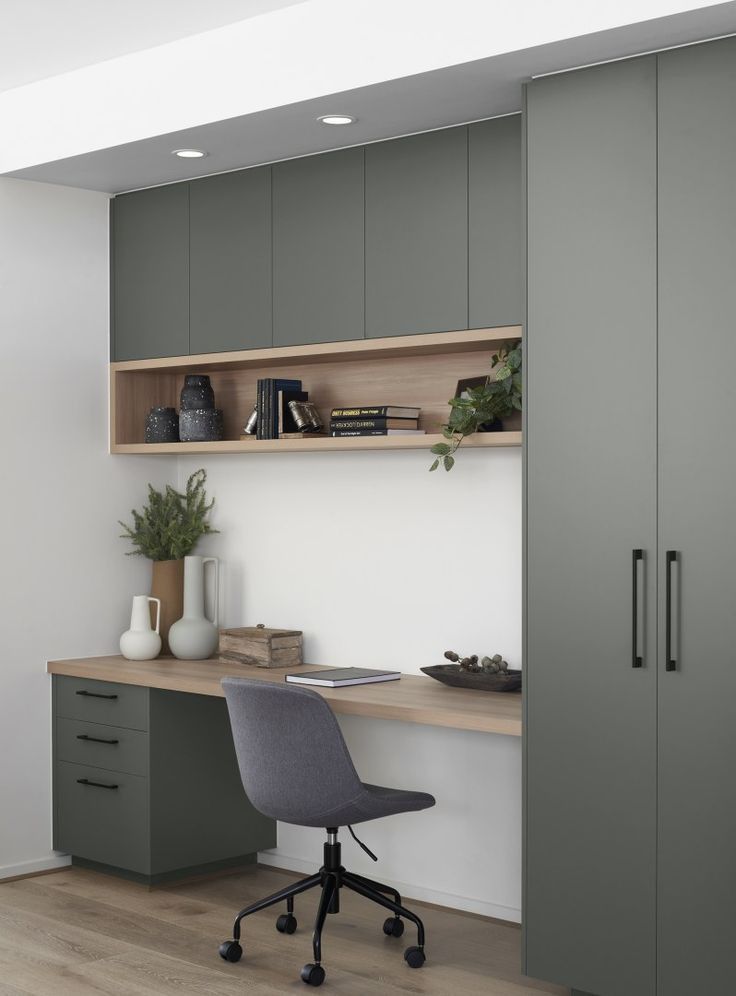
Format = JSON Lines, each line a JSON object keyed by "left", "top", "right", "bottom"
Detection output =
{"left": 365, "top": 127, "right": 468, "bottom": 337}
{"left": 189, "top": 168, "right": 272, "bottom": 355}
{"left": 468, "top": 116, "right": 522, "bottom": 328}
{"left": 272, "top": 148, "right": 364, "bottom": 347}
{"left": 112, "top": 184, "right": 189, "bottom": 361}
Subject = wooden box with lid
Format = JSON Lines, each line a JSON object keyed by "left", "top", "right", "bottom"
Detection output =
{"left": 219, "top": 625, "right": 303, "bottom": 669}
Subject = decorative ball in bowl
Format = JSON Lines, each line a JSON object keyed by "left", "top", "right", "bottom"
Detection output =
{"left": 421, "top": 650, "right": 521, "bottom": 693}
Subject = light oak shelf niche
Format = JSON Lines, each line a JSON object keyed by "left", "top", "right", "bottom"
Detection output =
{"left": 110, "top": 326, "right": 522, "bottom": 455}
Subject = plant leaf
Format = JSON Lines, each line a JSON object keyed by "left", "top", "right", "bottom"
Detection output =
{"left": 444, "top": 455, "right": 455, "bottom": 472}
{"left": 429, "top": 458, "right": 440, "bottom": 472}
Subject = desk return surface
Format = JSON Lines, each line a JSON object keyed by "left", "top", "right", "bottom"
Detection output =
{"left": 47, "top": 656, "right": 521, "bottom": 737}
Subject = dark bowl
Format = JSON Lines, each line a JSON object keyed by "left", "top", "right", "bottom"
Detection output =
{"left": 421, "top": 664, "right": 522, "bottom": 693}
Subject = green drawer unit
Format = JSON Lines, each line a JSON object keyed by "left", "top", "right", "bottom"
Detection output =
{"left": 55, "top": 676, "right": 148, "bottom": 731}
{"left": 56, "top": 761, "right": 149, "bottom": 873}
{"left": 56, "top": 717, "right": 148, "bottom": 776}
{"left": 52, "top": 677, "right": 276, "bottom": 883}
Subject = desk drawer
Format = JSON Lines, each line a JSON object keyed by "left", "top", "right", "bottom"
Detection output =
{"left": 55, "top": 676, "right": 148, "bottom": 731}
{"left": 55, "top": 761, "right": 149, "bottom": 873}
{"left": 56, "top": 717, "right": 148, "bottom": 776}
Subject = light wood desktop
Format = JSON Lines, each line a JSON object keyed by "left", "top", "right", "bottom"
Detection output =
{"left": 47, "top": 656, "right": 522, "bottom": 737}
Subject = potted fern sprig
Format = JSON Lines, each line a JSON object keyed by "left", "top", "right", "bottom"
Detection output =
{"left": 119, "top": 469, "right": 218, "bottom": 652}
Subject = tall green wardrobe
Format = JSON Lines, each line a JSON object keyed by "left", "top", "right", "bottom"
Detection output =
{"left": 524, "top": 36, "right": 736, "bottom": 996}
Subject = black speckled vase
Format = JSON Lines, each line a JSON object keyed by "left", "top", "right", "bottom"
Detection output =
{"left": 179, "top": 408, "right": 224, "bottom": 442}
{"left": 145, "top": 406, "right": 180, "bottom": 443}
{"left": 180, "top": 374, "right": 215, "bottom": 411}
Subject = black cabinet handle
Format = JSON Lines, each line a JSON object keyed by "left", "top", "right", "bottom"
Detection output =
{"left": 632, "top": 549, "right": 644, "bottom": 668}
{"left": 76, "top": 778, "right": 118, "bottom": 790}
{"left": 666, "top": 550, "right": 678, "bottom": 671}
{"left": 75, "top": 690, "right": 118, "bottom": 700}
{"left": 76, "top": 734, "right": 119, "bottom": 745}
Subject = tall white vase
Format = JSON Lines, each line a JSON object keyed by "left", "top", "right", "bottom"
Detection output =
{"left": 168, "top": 556, "right": 219, "bottom": 660}
{"left": 120, "top": 595, "right": 162, "bottom": 661}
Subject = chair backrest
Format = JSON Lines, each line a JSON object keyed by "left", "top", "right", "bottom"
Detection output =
{"left": 222, "top": 677, "right": 365, "bottom": 826}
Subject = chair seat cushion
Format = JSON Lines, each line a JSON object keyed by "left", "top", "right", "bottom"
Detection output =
{"left": 283, "top": 781, "right": 436, "bottom": 828}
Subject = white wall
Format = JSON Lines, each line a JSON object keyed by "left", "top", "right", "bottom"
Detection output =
{"left": 0, "top": 177, "right": 170, "bottom": 879}
{"left": 179, "top": 446, "right": 523, "bottom": 919}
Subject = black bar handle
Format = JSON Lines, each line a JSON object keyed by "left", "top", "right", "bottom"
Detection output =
{"left": 76, "top": 778, "right": 118, "bottom": 790}
{"left": 632, "top": 549, "right": 643, "bottom": 668}
{"left": 666, "top": 550, "right": 678, "bottom": 671}
{"left": 75, "top": 690, "right": 118, "bottom": 700}
{"left": 76, "top": 734, "right": 119, "bottom": 745}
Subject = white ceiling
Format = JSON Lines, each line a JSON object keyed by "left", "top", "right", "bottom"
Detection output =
{"left": 0, "top": 0, "right": 304, "bottom": 92}
{"left": 3, "top": 1, "right": 736, "bottom": 192}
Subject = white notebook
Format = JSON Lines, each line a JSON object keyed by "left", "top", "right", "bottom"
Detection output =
{"left": 285, "top": 667, "right": 401, "bottom": 688}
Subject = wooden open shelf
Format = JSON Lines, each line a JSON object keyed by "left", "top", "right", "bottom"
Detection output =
{"left": 110, "top": 326, "right": 522, "bottom": 455}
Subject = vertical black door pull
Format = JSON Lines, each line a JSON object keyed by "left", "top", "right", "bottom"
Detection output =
{"left": 666, "top": 550, "right": 678, "bottom": 671}
{"left": 632, "top": 549, "right": 644, "bottom": 667}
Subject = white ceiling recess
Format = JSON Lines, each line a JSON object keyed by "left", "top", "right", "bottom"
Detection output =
{"left": 2, "top": 0, "right": 735, "bottom": 193}
{"left": 0, "top": 0, "right": 305, "bottom": 92}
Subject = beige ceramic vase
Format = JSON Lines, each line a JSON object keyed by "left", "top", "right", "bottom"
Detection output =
{"left": 150, "top": 559, "right": 184, "bottom": 655}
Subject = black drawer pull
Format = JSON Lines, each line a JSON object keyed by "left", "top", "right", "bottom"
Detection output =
{"left": 75, "top": 690, "right": 118, "bottom": 700}
{"left": 76, "top": 734, "right": 119, "bottom": 745}
{"left": 76, "top": 778, "right": 119, "bottom": 790}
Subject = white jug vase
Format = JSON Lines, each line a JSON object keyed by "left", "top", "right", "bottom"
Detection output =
{"left": 120, "top": 595, "right": 162, "bottom": 661}
{"left": 168, "top": 556, "right": 219, "bottom": 660}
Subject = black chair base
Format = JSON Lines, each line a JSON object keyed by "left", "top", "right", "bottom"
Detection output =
{"left": 218, "top": 828, "right": 427, "bottom": 987}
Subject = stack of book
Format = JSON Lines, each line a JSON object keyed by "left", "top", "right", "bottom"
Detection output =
{"left": 256, "top": 378, "right": 307, "bottom": 440}
{"left": 329, "top": 405, "right": 424, "bottom": 437}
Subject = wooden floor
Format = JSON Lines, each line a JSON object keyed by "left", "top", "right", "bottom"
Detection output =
{"left": 0, "top": 864, "right": 568, "bottom": 995}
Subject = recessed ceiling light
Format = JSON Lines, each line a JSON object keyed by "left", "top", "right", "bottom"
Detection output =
{"left": 172, "top": 148, "right": 208, "bottom": 159}
{"left": 317, "top": 114, "right": 356, "bottom": 126}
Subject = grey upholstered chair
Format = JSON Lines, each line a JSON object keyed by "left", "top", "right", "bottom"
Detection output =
{"left": 219, "top": 677, "right": 436, "bottom": 988}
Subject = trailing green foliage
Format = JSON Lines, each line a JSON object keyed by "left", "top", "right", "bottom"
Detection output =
{"left": 429, "top": 343, "right": 522, "bottom": 472}
{"left": 119, "top": 469, "right": 218, "bottom": 561}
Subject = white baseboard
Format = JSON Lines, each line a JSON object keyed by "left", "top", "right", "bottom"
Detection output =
{"left": 0, "top": 854, "right": 71, "bottom": 882}
{"left": 257, "top": 851, "right": 521, "bottom": 924}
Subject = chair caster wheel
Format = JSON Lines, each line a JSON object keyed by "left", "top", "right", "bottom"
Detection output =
{"left": 276, "top": 913, "right": 297, "bottom": 934}
{"left": 219, "top": 940, "right": 242, "bottom": 962}
{"left": 404, "top": 945, "right": 426, "bottom": 969}
{"left": 301, "top": 963, "right": 326, "bottom": 986}
{"left": 383, "top": 916, "right": 404, "bottom": 937}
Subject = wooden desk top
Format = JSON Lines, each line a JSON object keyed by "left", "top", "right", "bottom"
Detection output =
{"left": 46, "top": 656, "right": 521, "bottom": 737}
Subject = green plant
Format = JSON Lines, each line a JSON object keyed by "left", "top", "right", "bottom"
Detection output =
{"left": 119, "top": 468, "right": 218, "bottom": 561}
{"left": 429, "top": 343, "right": 522, "bottom": 472}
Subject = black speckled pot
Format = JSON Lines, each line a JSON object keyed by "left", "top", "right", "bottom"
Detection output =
{"left": 180, "top": 374, "right": 215, "bottom": 411}
{"left": 179, "top": 408, "right": 224, "bottom": 442}
{"left": 145, "top": 406, "right": 180, "bottom": 443}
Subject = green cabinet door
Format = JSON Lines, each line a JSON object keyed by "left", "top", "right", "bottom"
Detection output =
{"left": 112, "top": 184, "right": 189, "bottom": 360}
{"left": 365, "top": 127, "right": 468, "bottom": 337}
{"left": 468, "top": 115, "right": 522, "bottom": 328}
{"left": 189, "top": 168, "right": 272, "bottom": 354}
{"left": 272, "top": 148, "right": 364, "bottom": 347}
{"left": 657, "top": 37, "right": 736, "bottom": 996}
{"left": 525, "top": 57, "right": 658, "bottom": 996}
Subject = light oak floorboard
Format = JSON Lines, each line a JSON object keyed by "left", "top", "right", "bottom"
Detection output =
{"left": 0, "top": 866, "right": 567, "bottom": 995}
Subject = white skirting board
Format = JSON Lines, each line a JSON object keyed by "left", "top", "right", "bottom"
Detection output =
{"left": 258, "top": 851, "right": 521, "bottom": 924}
{"left": 0, "top": 854, "right": 71, "bottom": 882}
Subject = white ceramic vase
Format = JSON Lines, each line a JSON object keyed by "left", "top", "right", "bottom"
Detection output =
{"left": 120, "top": 595, "right": 162, "bottom": 661}
{"left": 168, "top": 556, "right": 219, "bottom": 660}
